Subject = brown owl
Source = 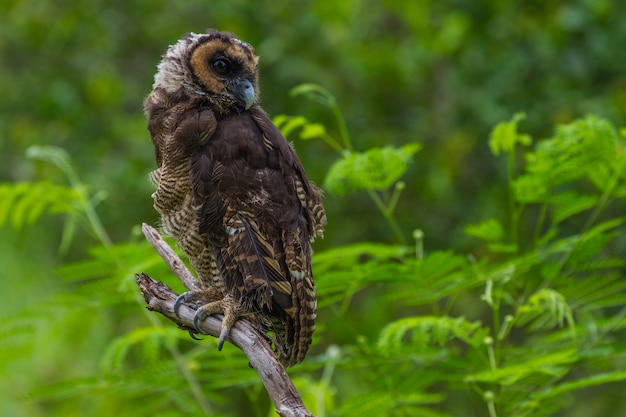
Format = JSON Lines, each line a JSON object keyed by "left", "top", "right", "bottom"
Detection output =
{"left": 144, "top": 30, "right": 326, "bottom": 367}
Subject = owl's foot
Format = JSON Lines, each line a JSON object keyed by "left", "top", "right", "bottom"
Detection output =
{"left": 174, "top": 290, "right": 240, "bottom": 351}
{"left": 194, "top": 294, "right": 240, "bottom": 351}
{"left": 174, "top": 291, "right": 209, "bottom": 317}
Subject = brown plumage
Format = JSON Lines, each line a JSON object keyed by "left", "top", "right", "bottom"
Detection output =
{"left": 144, "top": 30, "right": 326, "bottom": 367}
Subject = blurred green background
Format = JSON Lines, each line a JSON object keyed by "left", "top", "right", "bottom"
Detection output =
{"left": 2, "top": 0, "right": 625, "bottom": 416}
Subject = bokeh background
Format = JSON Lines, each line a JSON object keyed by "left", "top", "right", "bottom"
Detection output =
{"left": 2, "top": 1, "right": 625, "bottom": 416}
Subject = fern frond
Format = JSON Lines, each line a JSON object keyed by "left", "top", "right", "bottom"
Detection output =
{"left": 527, "top": 370, "right": 626, "bottom": 404}
{"left": 313, "top": 242, "right": 409, "bottom": 274}
{"left": 488, "top": 112, "right": 532, "bottom": 155}
{"left": 315, "top": 247, "right": 475, "bottom": 308}
{"left": 340, "top": 391, "right": 449, "bottom": 417}
{"left": 515, "top": 288, "right": 575, "bottom": 334}
{"left": 513, "top": 115, "right": 621, "bottom": 205}
{"left": 378, "top": 316, "right": 485, "bottom": 356}
{"left": 549, "top": 191, "right": 598, "bottom": 225}
{"left": 563, "top": 272, "right": 626, "bottom": 311}
{"left": 100, "top": 326, "right": 182, "bottom": 375}
{"left": 53, "top": 240, "right": 185, "bottom": 308}
{"left": 324, "top": 143, "right": 421, "bottom": 195}
{"left": 338, "top": 392, "right": 396, "bottom": 417}
{"left": 0, "top": 181, "right": 83, "bottom": 228}
{"left": 314, "top": 242, "right": 410, "bottom": 305}
{"left": 389, "top": 251, "right": 480, "bottom": 305}
{"left": 465, "top": 218, "right": 505, "bottom": 242}
{"left": 465, "top": 348, "right": 578, "bottom": 386}
{"left": 528, "top": 116, "right": 618, "bottom": 188}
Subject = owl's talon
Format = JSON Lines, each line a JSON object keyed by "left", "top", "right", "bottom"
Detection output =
{"left": 174, "top": 291, "right": 206, "bottom": 318}
{"left": 216, "top": 300, "right": 239, "bottom": 351}
{"left": 189, "top": 331, "right": 203, "bottom": 341}
{"left": 174, "top": 292, "right": 190, "bottom": 318}
{"left": 193, "top": 309, "right": 206, "bottom": 334}
{"left": 218, "top": 327, "right": 230, "bottom": 351}
{"left": 189, "top": 297, "right": 238, "bottom": 349}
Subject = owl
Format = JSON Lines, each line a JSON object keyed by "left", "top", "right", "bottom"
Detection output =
{"left": 144, "top": 30, "right": 326, "bottom": 367}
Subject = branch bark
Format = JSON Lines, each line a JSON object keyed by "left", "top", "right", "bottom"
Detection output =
{"left": 136, "top": 223, "right": 314, "bottom": 417}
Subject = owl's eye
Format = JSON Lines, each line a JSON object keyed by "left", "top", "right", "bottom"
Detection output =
{"left": 211, "top": 58, "right": 232, "bottom": 76}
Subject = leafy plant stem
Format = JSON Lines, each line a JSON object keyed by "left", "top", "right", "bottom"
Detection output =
{"left": 321, "top": 133, "right": 345, "bottom": 154}
{"left": 81, "top": 197, "right": 113, "bottom": 247}
{"left": 366, "top": 190, "right": 407, "bottom": 244}
{"left": 581, "top": 154, "right": 624, "bottom": 232}
{"left": 413, "top": 229, "right": 424, "bottom": 260}
{"left": 387, "top": 181, "right": 405, "bottom": 216}
{"left": 316, "top": 347, "right": 338, "bottom": 417}
{"left": 331, "top": 102, "right": 353, "bottom": 152}
{"left": 557, "top": 154, "right": 625, "bottom": 271}
{"left": 492, "top": 306, "right": 500, "bottom": 353}
{"left": 26, "top": 145, "right": 113, "bottom": 247}
{"left": 533, "top": 203, "right": 548, "bottom": 249}
{"left": 487, "top": 397, "right": 498, "bottom": 417}
{"left": 507, "top": 145, "right": 518, "bottom": 248}
{"left": 441, "top": 291, "right": 458, "bottom": 316}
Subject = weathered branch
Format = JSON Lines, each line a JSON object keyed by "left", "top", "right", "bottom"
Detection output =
{"left": 136, "top": 223, "right": 313, "bottom": 417}
{"left": 140, "top": 223, "right": 200, "bottom": 292}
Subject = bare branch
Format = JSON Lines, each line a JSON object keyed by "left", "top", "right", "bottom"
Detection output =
{"left": 141, "top": 223, "right": 200, "bottom": 291}
{"left": 136, "top": 223, "right": 314, "bottom": 417}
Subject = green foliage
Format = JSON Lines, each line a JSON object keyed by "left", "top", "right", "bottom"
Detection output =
{"left": 378, "top": 316, "right": 485, "bottom": 354}
{"left": 324, "top": 143, "right": 421, "bottom": 195}
{"left": 515, "top": 288, "right": 575, "bottom": 335}
{"left": 0, "top": 181, "right": 81, "bottom": 228}
{"left": 489, "top": 112, "right": 532, "bottom": 156}
{"left": 0, "top": 145, "right": 113, "bottom": 254}
{"left": 513, "top": 116, "right": 623, "bottom": 205}
{"left": 465, "top": 218, "right": 505, "bottom": 242}
{"left": 308, "top": 110, "right": 626, "bottom": 417}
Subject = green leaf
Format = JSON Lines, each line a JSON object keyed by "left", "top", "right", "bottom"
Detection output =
{"left": 26, "top": 145, "right": 82, "bottom": 186}
{"left": 486, "top": 243, "right": 519, "bottom": 253}
{"left": 549, "top": 191, "right": 598, "bottom": 224}
{"left": 513, "top": 174, "right": 549, "bottom": 203}
{"left": 516, "top": 115, "right": 619, "bottom": 196}
{"left": 324, "top": 143, "right": 421, "bottom": 194}
{"left": 0, "top": 181, "right": 83, "bottom": 229}
{"left": 489, "top": 112, "right": 531, "bottom": 156}
{"left": 378, "top": 316, "right": 485, "bottom": 355}
{"left": 530, "top": 370, "right": 626, "bottom": 402}
{"left": 563, "top": 272, "right": 626, "bottom": 311}
{"left": 273, "top": 114, "right": 308, "bottom": 138}
{"left": 465, "top": 349, "right": 579, "bottom": 385}
{"left": 290, "top": 83, "right": 337, "bottom": 109}
{"left": 465, "top": 218, "right": 504, "bottom": 242}
{"left": 338, "top": 392, "right": 395, "bottom": 417}
{"left": 300, "top": 122, "right": 327, "bottom": 140}
{"left": 516, "top": 288, "right": 575, "bottom": 334}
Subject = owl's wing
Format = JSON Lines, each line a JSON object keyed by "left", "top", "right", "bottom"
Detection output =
{"left": 250, "top": 107, "right": 325, "bottom": 365}
{"left": 189, "top": 106, "right": 324, "bottom": 365}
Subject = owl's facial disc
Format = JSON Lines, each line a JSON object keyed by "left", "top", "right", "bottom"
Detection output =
{"left": 208, "top": 56, "right": 255, "bottom": 110}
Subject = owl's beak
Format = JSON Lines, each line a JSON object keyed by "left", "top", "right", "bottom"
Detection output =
{"left": 233, "top": 79, "right": 255, "bottom": 110}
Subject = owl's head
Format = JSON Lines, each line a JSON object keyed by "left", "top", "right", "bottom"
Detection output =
{"left": 153, "top": 30, "right": 259, "bottom": 112}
